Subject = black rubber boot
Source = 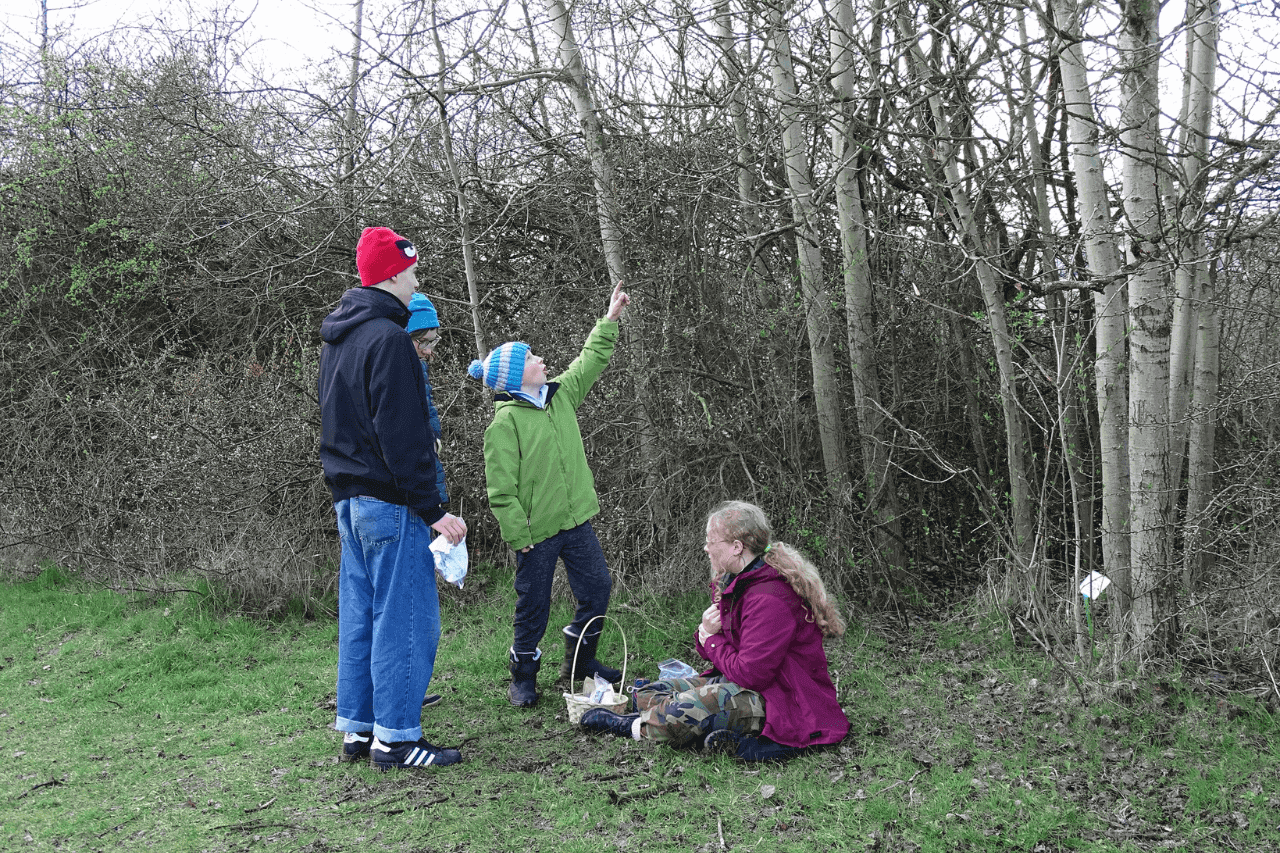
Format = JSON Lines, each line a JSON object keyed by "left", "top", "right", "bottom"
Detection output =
{"left": 560, "top": 628, "right": 622, "bottom": 685}
{"left": 507, "top": 648, "right": 541, "bottom": 708}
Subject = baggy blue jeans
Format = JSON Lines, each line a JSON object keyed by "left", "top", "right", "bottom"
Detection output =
{"left": 334, "top": 496, "right": 440, "bottom": 743}
{"left": 512, "top": 520, "right": 612, "bottom": 654}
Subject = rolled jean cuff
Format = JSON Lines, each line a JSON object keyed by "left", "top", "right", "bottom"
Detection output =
{"left": 335, "top": 715, "right": 375, "bottom": 734}
{"left": 373, "top": 723, "right": 424, "bottom": 743}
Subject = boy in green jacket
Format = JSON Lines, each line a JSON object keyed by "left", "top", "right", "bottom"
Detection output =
{"left": 468, "top": 282, "right": 630, "bottom": 707}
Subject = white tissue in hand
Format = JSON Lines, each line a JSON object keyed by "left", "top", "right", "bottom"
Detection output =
{"left": 429, "top": 535, "right": 468, "bottom": 589}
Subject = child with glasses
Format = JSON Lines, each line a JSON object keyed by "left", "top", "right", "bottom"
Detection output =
{"left": 407, "top": 293, "right": 447, "bottom": 506}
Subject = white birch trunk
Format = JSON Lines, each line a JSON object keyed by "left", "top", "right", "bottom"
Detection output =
{"left": 544, "top": 0, "right": 626, "bottom": 282}
{"left": 830, "top": 0, "right": 905, "bottom": 573}
{"left": 1183, "top": 284, "right": 1220, "bottom": 589}
{"left": 1051, "top": 0, "right": 1132, "bottom": 633}
{"left": 1018, "top": 7, "right": 1088, "bottom": 633}
{"left": 428, "top": 5, "right": 487, "bottom": 357}
{"left": 1168, "top": 0, "right": 1219, "bottom": 478}
{"left": 340, "top": 0, "right": 363, "bottom": 226}
{"left": 544, "top": 0, "right": 671, "bottom": 538}
{"left": 712, "top": 1, "right": 762, "bottom": 238}
{"left": 767, "top": 0, "right": 849, "bottom": 495}
{"left": 1119, "top": 0, "right": 1177, "bottom": 658}
{"left": 1173, "top": 0, "right": 1221, "bottom": 591}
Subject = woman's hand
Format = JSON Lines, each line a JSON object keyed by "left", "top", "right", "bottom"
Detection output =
{"left": 698, "top": 602, "right": 722, "bottom": 643}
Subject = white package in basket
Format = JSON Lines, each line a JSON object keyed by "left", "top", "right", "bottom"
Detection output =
{"left": 430, "top": 535, "right": 468, "bottom": 589}
{"left": 585, "top": 675, "right": 618, "bottom": 703}
{"left": 564, "top": 676, "right": 628, "bottom": 725}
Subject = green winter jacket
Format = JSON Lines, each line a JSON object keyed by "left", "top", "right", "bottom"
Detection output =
{"left": 482, "top": 318, "right": 619, "bottom": 551}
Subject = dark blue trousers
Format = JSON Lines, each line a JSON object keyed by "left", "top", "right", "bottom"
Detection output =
{"left": 512, "top": 520, "right": 612, "bottom": 653}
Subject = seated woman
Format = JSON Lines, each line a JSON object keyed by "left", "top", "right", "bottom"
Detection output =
{"left": 582, "top": 500, "right": 849, "bottom": 761}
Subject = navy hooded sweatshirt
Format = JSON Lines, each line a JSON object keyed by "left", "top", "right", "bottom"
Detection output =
{"left": 319, "top": 286, "right": 445, "bottom": 526}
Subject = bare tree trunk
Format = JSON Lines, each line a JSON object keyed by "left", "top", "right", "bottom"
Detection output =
{"left": 830, "top": 0, "right": 906, "bottom": 576}
{"left": 766, "top": 0, "right": 849, "bottom": 497}
{"left": 1168, "top": 0, "right": 1219, "bottom": 480}
{"left": 1183, "top": 271, "right": 1220, "bottom": 589}
{"left": 40, "top": 0, "right": 50, "bottom": 61}
{"left": 896, "top": 7, "right": 1034, "bottom": 570}
{"left": 1173, "top": 0, "right": 1221, "bottom": 591}
{"left": 341, "top": 0, "right": 364, "bottom": 232}
{"left": 428, "top": 3, "right": 487, "bottom": 358}
{"left": 544, "top": 0, "right": 671, "bottom": 540}
{"left": 544, "top": 0, "right": 625, "bottom": 282}
{"left": 1119, "top": 0, "right": 1177, "bottom": 659}
{"left": 1020, "top": 7, "right": 1088, "bottom": 629}
{"left": 1051, "top": 0, "right": 1133, "bottom": 647}
{"left": 711, "top": 1, "right": 762, "bottom": 240}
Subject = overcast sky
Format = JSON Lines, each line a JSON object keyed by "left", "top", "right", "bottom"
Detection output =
{"left": 0, "top": 0, "right": 355, "bottom": 82}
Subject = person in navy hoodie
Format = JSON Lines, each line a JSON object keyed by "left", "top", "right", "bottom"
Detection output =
{"left": 581, "top": 500, "right": 849, "bottom": 762}
{"left": 319, "top": 226, "right": 466, "bottom": 770}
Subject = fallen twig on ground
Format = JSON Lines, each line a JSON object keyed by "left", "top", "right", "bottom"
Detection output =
{"left": 15, "top": 778, "right": 63, "bottom": 800}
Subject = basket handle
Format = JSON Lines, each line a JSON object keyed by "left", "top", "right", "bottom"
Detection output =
{"left": 571, "top": 614, "right": 628, "bottom": 690}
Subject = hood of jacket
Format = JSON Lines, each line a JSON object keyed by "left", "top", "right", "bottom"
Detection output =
{"left": 321, "top": 286, "right": 409, "bottom": 345}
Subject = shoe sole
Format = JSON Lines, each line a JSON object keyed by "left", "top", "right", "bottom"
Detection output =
{"left": 703, "top": 730, "right": 741, "bottom": 755}
{"left": 373, "top": 761, "right": 442, "bottom": 771}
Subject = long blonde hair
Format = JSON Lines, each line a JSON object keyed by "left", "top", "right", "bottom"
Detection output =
{"left": 707, "top": 501, "right": 847, "bottom": 638}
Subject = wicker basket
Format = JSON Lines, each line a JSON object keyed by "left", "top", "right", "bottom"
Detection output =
{"left": 563, "top": 615, "right": 629, "bottom": 726}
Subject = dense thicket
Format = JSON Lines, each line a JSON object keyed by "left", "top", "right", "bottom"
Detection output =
{"left": 0, "top": 1, "right": 1277, "bottom": 684}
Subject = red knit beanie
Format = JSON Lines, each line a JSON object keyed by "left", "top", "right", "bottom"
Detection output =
{"left": 356, "top": 226, "right": 418, "bottom": 287}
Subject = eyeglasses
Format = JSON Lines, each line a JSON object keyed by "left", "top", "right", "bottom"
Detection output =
{"left": 413, "top": 334, "right": 440, "bottom": 351}
{"left": 704, "top": 538, "right": 736, "bottom": 548}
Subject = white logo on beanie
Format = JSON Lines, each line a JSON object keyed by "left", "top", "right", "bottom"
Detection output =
{"left": 396, "top": 239, "right": 417, "bottom": 258}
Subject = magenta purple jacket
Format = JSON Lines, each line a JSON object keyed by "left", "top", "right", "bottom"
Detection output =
{"left": 695, "top": 559, "right": 850, "bottom": 748}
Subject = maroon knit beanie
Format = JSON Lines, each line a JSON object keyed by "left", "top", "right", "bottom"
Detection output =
{"left": 356, "top": 227, "right": 418, "bottom": 287}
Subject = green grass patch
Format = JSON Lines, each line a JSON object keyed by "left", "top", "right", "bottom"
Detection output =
{"left": 2, "top": 566, "right": 1277, "bottom": 851}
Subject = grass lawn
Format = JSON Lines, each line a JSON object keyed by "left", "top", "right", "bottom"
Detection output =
{"left": 2, "top": 564, "right": 1277, "bottom": 852}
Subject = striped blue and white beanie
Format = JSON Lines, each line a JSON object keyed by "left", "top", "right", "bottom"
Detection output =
{"left": 467, "top": 342, "right": 530, "bottom": 393}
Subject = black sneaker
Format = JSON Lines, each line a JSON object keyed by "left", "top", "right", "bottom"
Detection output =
{"left": 703, "top": 729, "right": 809, "bottom": 762}
{"left": 370, "top": 737, "right": 462, "bottom": 770}
{"left": 341, "top": 731, "right": 373, "bottom": 763}
{"left": 580, "top": 708, "right": 639, "bottom": 738}
{"left": 422, "top": 693, "right": 443, "bottom": 708}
